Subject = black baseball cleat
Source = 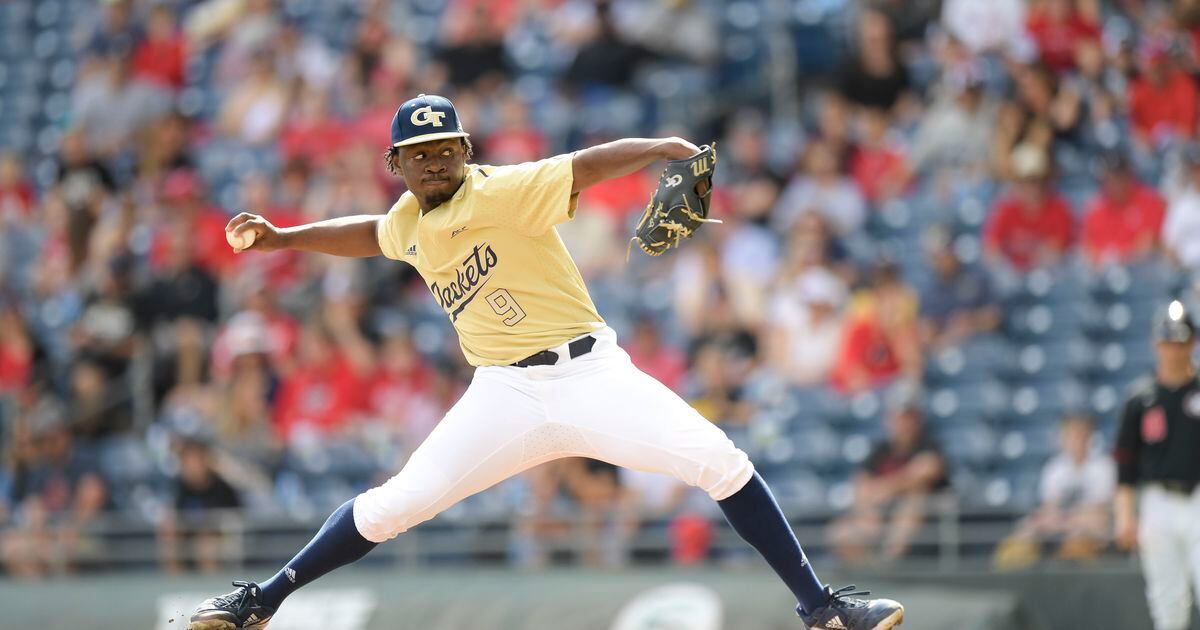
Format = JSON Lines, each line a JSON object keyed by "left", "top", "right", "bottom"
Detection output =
{"left": 798, "top": 584, "right": 904, "bottom": 630}
{"left": 188, "top": 581, "right": 276, "bottom": 630}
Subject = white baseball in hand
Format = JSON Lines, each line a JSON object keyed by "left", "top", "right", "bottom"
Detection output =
{"left": 226, "top": 229, "right": 256, "bottom": 252}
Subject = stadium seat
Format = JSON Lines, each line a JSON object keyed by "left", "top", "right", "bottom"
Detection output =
{"left": 767, "top": 469, "right": 830, "bottom": 511}
{"left": 282, "top": 0, "right": 317, "bottom": 20}
{"left": 790, "top": 424, "right": 844, "bottom": 473}
{"left": 1004, "top": 303, "right": 1083, "bottom": 341}
{"left": 1054, "top": 145, "right": 1089, "bottom": 181}
{"left": 997, "top": 379, "right": 1086, "bottom": 424}
{"left": 973, "top": 474, "right": 1016, "bottom": 509}
{"left": 924, "top": 344, "right": 970, "bottom": 385}
{"left": 34, "top": 124, "right": 59, "bottom": 154}
{"left": 868, "top": 199, "right": 915, "bottom": 239}
{"left": 48, "top": 58, "right": 72, "bottom": 89}
{"left": 1088, "top": 383, "right": 1122, "bottom": 418}
{"left": 837, "top": 429, "right": 877, "bottom": 467}
{"left": 928, "top": 380, "right": 1007, "bottom": 423}
{"left": 926, "top": 335, "right": 1009, "bottom": 386}
{"left": 997, "top": 338, "right": 1092, "bottom": 383}
{"left": 953, "top": 194, "right": 989, "bottom": 229}
{"left": 996, "top": 421, "right": 1059, "bottom": 463}
{"left": 1082, "top": 300, "right": 1158, "bottom": 342}
{"left": 1058, "top": 177, "right": 1094, "bottom": 212}
{"left": 824, "top": 476, "right": 856, "bottom": 511}
{"left": 969, "top": 464, "right": 1041, "bottom": 511}
{"left": 34, "top": 0, "right": 61, "bottom": 28}
{"left": 935, "top": 420, "right": 997, "bottom": 467}
{"left": 41, "top": 90, "right": 67, "bottom": 121}
{"left": 33, "top": 28, "right": 60, "bottom": 59}
{"left": 97, "top": 436, "right": 163, "bottom": 513}
{"left": 1088, "top": 261, "right": 1182, "bottom": 305}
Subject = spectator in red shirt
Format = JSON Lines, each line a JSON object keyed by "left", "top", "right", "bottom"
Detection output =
{"left": 482, "top": 92, "right": 546, "bottom": 166}
{"left": 1129, "top": 43, "right": 1198, "bottom": 146}
{"left": 278, "top": 85, "right": 350, "bottom": 170}
{"left": 1081, "top": 152, "right": 1165, "bottom": 267}
{"left": 273, "top": 323, "right": 371, "bottom": 441}
{"left": 364, "top": 330, "right": 439, "bottom": 450}
{"left": 152, "top": 170, "right": 239, "bottom": 278}
{"left": 1024, "top": 0, "right": 1100, "bottom": 74}
{"left": 352, "top": 73, "right": 409, "bottom": 150}
{"left": 850, "top": 107, "right": 910, "bottom": 204}
{"left": 830, "top": 262, "right": 922, "bottom": 394}
{"left": 625, "top": 317, "right": 687, "bottom": 393}
{"left": 230, "top": 173, "right": 306, "bottom": 287}
{"left": 579, "top": 170, "right": 655, "bottom": 225}
{"left": 0, "top": 152, "right": 35, "bottom": 222}
{"left": 574, "top": 131, "right": 657, "bottom": 224}
{"left": 131, "top": 4, "right": 186, "bottom": 90}
{"left": 0, "top": 302, "right": 33, "bottom": 398}
{"left": 984, "top": 143, "right": 1075, "bottom": 272}
{"left": 442, "top": 0, "right": 522, "bottom": 41}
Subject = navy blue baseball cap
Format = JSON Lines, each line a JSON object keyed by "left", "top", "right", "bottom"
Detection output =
{"left": 390, "top": 94, "right": 469, "bottom": 148}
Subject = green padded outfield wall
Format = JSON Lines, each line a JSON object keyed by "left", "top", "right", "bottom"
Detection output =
{"left": 0, "top": 567, "right": 1188, "bottom": 630}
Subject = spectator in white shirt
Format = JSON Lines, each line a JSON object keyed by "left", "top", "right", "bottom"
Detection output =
{"left": 774, "top": 139, "right": 866, "bottom": 237}
{"left": 765, "top": 266, "right": 848, "bottom": 387}
{"left": 941, "top": 0, "right": 1029, "bottom": 56}
{"left": 910, "top": 65, "right": 998, "bottom": 179}
{"left": 993, "top": 414, "right": 1116, "bottom": 569}
{"left": 1163, "top": 144, "right": 1200, "bottom": 278}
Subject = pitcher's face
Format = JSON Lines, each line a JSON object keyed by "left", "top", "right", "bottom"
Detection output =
{"left": 395, "top": 138, "right": 468, "bottom": 210}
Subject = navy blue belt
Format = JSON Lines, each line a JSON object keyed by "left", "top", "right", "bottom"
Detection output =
{"left": 510, "top": 335, "right": 597, "bottom": 368}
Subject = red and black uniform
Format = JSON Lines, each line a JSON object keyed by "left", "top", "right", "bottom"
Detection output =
{"left": 1114, "top": 375, "right": 1200, "bottom": 494}
{"left": 1114, "top": 372, "right": 1200, "bottom": 630}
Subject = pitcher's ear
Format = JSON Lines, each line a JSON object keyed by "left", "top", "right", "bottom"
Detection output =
{"left": 383, "top": 146, "right": 401, "bottom": 175}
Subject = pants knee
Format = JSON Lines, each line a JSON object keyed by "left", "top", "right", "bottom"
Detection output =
{"left": 696, "top": 445, "right": 755, "bottom": 501}
{"left": 353, "top": 483, "right": 446, "bottom": 543}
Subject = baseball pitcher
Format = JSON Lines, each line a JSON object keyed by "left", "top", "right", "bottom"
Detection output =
{"left": 187, "top": 94, "right": 904, "bottom": 630}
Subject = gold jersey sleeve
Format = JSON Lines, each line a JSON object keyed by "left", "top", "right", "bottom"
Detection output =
{"left": 376, "top": 154, "right": 605, "bottom": 366}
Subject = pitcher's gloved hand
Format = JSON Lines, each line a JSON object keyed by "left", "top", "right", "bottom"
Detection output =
{"left": 629, "top": 144, "right": 719, "bottom": 257}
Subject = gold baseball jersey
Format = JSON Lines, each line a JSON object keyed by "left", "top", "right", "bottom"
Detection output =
{"left": 376, "top": 154, "right": 605, "bottom": 366}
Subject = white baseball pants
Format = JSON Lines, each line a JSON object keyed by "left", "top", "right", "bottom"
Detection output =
{"left": 1139, "top": 485, "right": 1200, "bottom": 630}
{"left": 353, "top": 326, "right": 755, "bottom": 543}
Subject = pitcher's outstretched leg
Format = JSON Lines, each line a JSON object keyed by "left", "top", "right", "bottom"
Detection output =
{"left": 719, "top": 474, "right": 904, "bottom": 630}
{"left": 187, "top": 498, "right": 376, "bottom": 630}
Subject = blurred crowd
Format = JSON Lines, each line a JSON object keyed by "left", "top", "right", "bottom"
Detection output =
{"left": 0, "top": 0, "right": 1196, "bottom": 577}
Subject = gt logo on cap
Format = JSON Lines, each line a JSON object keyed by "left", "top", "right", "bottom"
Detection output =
{"left": 390, "top": 94, "right": 469, "bottom": 148}
{"left": 411, "top": 106, "right": 446, "bottom": 127}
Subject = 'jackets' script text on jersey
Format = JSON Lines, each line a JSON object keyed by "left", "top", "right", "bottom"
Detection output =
{"left": 432, "top": 243, "right": 498, "bottom": 320}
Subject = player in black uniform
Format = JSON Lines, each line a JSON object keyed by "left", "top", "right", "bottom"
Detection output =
{"left": 1114, "top": 299, "right": 1200, "bottom": 630}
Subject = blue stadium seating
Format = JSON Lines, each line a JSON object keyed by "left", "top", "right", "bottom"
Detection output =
{"left": 0, "top": 0, "right": 1177, "bottom": 550}
{"left": 927, "top": 380, "right": 1007, "bottom": 423}
{"left": 935, "top": 420, "right": 998, "bottom": 467}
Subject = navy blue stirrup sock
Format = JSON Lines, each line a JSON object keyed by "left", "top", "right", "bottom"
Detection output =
{"left": 259, "top": 498, "right": 378, "bottom": 610}
{"left": 718, "top": 473, "right": 828, "bottom": 614}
